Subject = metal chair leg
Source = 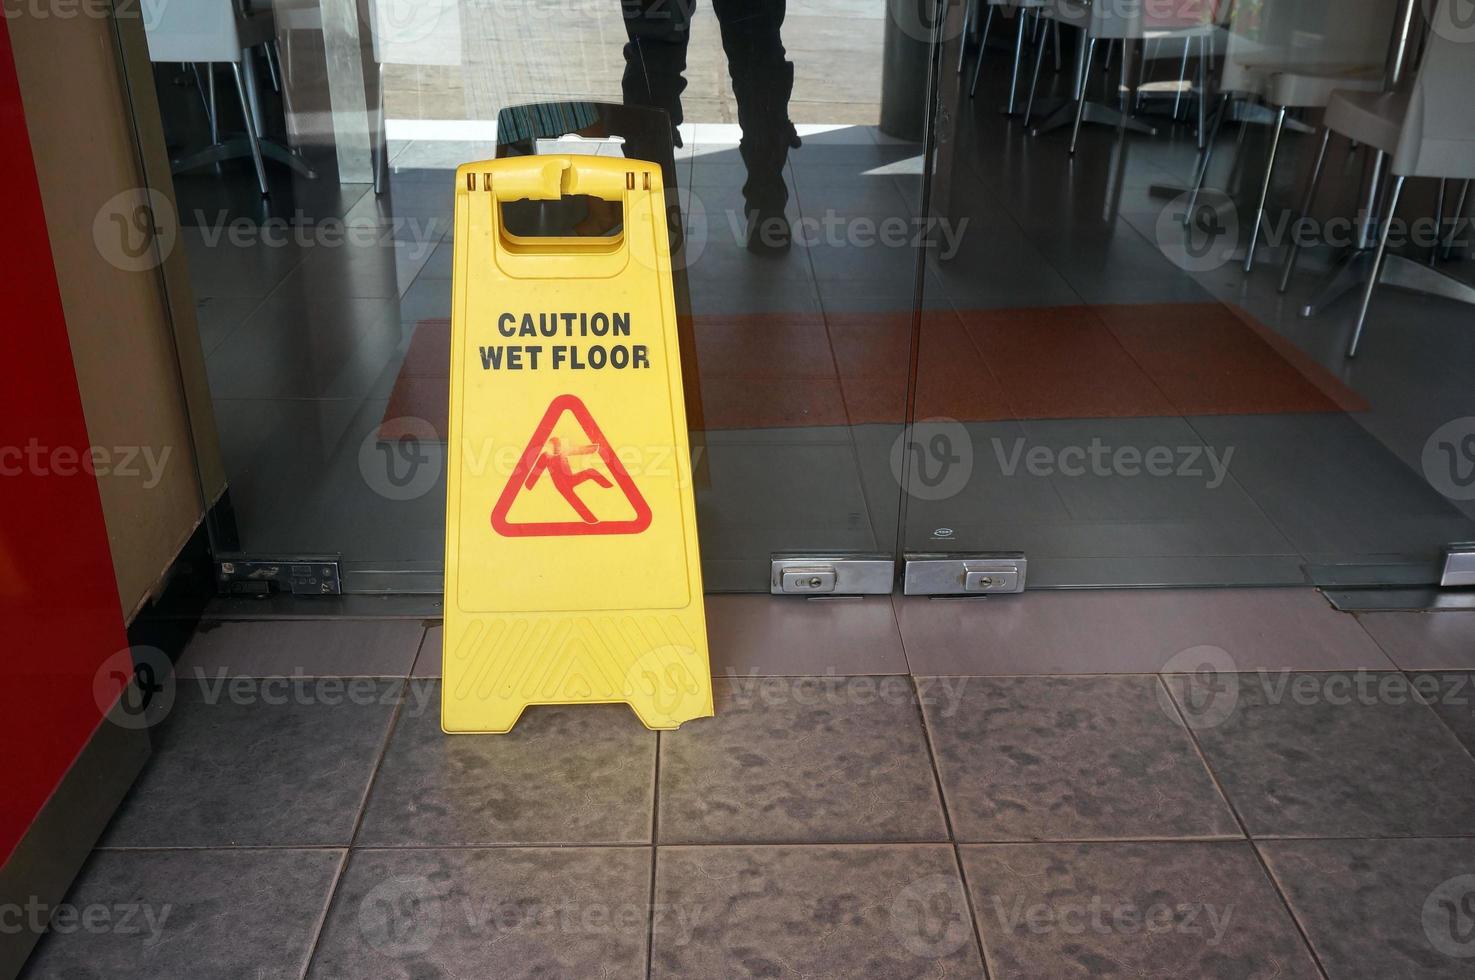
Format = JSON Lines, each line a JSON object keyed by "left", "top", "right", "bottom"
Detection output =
{"left": 1348, "top": 174, "right": 1405, "bottom": 357}
{"left": 1006, "top": 9, "right": 1030, "bottom": 114}
{"left": 1136, "top": 37, "right": 1154, "bottom": 112}
{"left": 262, "top": 37, "right": 281, "bottom": 92}
{"left": 1279, "top": 126, "right": 1332, "bottom": 293}
{"left": 1223, "top": 102, "right": 1255, "bottom": 189}
{"left": 957, "top": 0, "right": 974, "bottom": 74}
{"left": 1443, "top": 179, "right": 1471, "bottom": 261}
{"left": 231, "top": 61, "right": 269, "bottom": 196}
{"left": 194, "top": 62, "right": 220, "bottom": 145}
{"left": 968, "top": 5, "right": 996, "bottom": 97}
{"left": 1185, "top": 93, "right": 1231, "bottom": 223}
{"left": 1244, "top": 104, "right": 1287, "bottom": 272}
{"left": 1068, "top": 37, "right": 1097, "bottom": 156}
{"left": 1172, "top": 37, "right": 1191, "bottom": 120}
{"left": 1431, "top": 178, "right": 1447, "bottom": 266}
{"left": 373, "top": 61, "right": 388, "bottom": 195}
{"left": 1195, "top": 35, "right": 1208, "bottom": 149}
{"left": 1118, "top": 35, "right": 1133, "bottom": 113}
{"left": 1022, "top": 14, "right": 1051, "bottom": 128}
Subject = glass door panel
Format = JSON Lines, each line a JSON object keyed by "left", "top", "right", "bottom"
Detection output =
{"left": 910, "top": 1, "right": 1475, "bottom": 589}
{"left": 134, "top": 0, "right": 937, "bottom": 593}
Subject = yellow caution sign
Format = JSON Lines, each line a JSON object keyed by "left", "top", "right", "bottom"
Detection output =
{"left": 442, "top": 155, "right": 713, "bottom": 734}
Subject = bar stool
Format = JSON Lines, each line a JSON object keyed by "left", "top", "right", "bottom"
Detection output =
{"left": 142, "top": 0, "right": 313, "bottom": 196}
{"left": 1133, "top": 0, "right": 1224, "bottom": 148}
{"left": 1240, "top": 0, "right": 1402, "bottom": 270}
{"left": 1185, "top": 0, "right": 1398, "bottom": 235}
{"left": 1027, "top": 0, "right": 1157, "bottom": 154}
{"left": 1281, "top": 4, "right": 1475, "bottom": 356}
{"left": 968, "top": 0, "right": 1050, "bottom": 116}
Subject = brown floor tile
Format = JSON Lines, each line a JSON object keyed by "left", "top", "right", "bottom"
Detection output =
{"left": 658, "top": 676, "right": 947, "bottom": 843}
{"left": 179, "top": 620, "right": 427, "bottom": 677}
{"left": 1357, "top": 611, "right": 1475, "bottom": 670}
{"left": 19, "top": 850, "right": 343, "bottom": 980}
{"left": 706, "top": 594, "right": 908, "bottom": 675}
{"left": 308, "top": 847, "right": 651, "bottom": 980}
{"left": 962, "top": 842, "right": 1321, "bottom": 979}
{"left": 652, "top": 844, "right": 985, "bottom": 978}
{"left": 355, "top": 680, "right": 656, "bottom": 845}
{"left": 895, "top": 588, "right": 1393, "bottom": 674}
{"left": 1260, "top": 838, "right": 1475, "bottom": 978}
{"left": 1407, "top": 671, "right": 1475, "bottom": 756}
{"left": 1168, "top": 671, "right": 1475, "bottom": 837}
{"left": 921, "top": 675, "right": 1240, "bottom": 842}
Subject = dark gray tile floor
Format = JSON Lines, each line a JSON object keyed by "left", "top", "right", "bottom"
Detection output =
{"left": 657, "top": 676, "right": 948, "bottom": 843}
{"left": 1410, "top": 671, "right": 1475, "bottom": 756}
{"left": 652, "top": 844, "right": 985, "bottom": 978}
{"left": 100, "top": 678, "right": 402, "bottom": 848}
{"left": 1168, "top": 671, "right": 1475, "bottom": 838}
{"left": 308, "top": 847, "right": 652, "bottom": 979}
{"left": 24, "top": 604, "right": 1475, "bottom": 979}
{"left": 962, "top": 842, "right": 1323, "bottom": 979}
{"left": 1358, "top": 612, "right": 1475, "bottom": 670}
{"left": 20, "top": 849, "right": 344, "bottom": 980}
{"left": 921, "top": 674, "right": 1242, "bottom": 842}
{"left": 354, "top": 682, "right": 656, "bottom": 846}
{"left": 1260, "top": 838, "right": 1475, "bottom": 979}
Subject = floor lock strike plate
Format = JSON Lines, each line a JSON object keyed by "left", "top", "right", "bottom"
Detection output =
{"left": 770, "top": 555, "right": 894, "bottom": 595}
{"left": 904, "top": 553, "right": 1027, "bottom": 596}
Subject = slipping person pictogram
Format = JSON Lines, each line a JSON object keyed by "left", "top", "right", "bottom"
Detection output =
{"left": 491, "top": 394, "right": 654, "bottom": 537}
{"left": 523, "top": 438, "right": 614, "bottom": 524}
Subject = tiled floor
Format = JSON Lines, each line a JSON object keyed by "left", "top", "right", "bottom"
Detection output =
{"left": 22, "top": 598, "right": 1475, "bottom": 978}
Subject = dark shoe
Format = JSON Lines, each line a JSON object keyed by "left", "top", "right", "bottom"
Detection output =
{"left": 746, "top": 209, "right": 791, "bottom": 255}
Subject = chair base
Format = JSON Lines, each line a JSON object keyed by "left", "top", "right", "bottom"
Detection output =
{"left": 1299, "top": 250, "right": 1475, "bottom": 318}
{"left": 1031, "top": 99, "right": 1158, "bottom": 139}
{"left": 1144, "top": 101, "right": 1315, "bottom": 206}
{"left": 171, "top": 136, "right": 317, "bottom": 182}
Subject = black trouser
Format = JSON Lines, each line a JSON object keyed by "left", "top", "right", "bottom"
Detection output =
{"left": 621, "top": 0, "right": 793, "bottom": 213}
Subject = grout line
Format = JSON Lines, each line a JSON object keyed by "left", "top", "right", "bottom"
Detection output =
{"left": 948, "top": 843, "right": 995, "bottom": 980}
{"left": 346, "top": 679, "right": 413, "bottom": 849}
{"left": 1398, "top": 667, "right": 1475, "bottom": 769}
{"left": 295, "top": 847, "right": 351, "bottom": 980}
{"left": 888, "top": 593, "right": 917, "bottom": 675}
{"left": 292, "top": 679, "right": 412, "bottom": 978}
{"left": 1156, "top": 673, "right": 1332, "bottom": 980}
{"left": 646, "top": 731, "right": 662, "bottom": 980}
{"left": 905, "top": 675, "right": 993, "bottom": 976}
{"left": 90, "top": 830, "right": 1475, "bottom": 855}
{"left": 1153, "top": 674, "right": 1250, "bottom": 844}
{"left": 407, "top": 622, "right": 433, "bottom": 678}
{"left": 1249, "top": 840, "right": 1333, "bottom": 980}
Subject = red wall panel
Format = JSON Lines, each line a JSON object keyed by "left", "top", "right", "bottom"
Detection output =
{"left": 0, "top": 15, "right": 131, "bottom": 866}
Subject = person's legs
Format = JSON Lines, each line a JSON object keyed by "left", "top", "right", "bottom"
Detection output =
{"left": 620, "top": 0, "right": 695, "bottom": 146}
{"left": 711, "top": 0, "right": 794, "bottom": 251}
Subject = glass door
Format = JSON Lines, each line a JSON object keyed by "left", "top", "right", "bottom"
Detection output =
{"left": 909, "top": 0, "right": 1475, "bottom": 590}
{"left": 126, "top": 0, "right": 945, "bottom": 594}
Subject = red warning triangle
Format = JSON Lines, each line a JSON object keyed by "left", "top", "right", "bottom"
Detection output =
{"left": 490, "top": 394, "right": 653, "bottom": 537}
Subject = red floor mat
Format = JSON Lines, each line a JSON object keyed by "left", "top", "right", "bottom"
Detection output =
{"left": 377, "top": 303, "right": 1368, "bottom": 441}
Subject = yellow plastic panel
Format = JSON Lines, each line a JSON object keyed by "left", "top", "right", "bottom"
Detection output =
{"left": 442, "top": 156, "right": 713, "bottom": 734}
